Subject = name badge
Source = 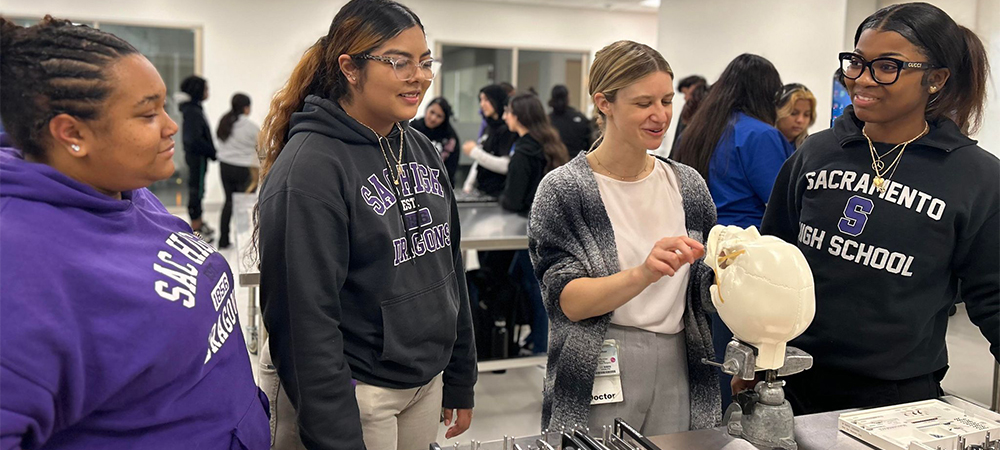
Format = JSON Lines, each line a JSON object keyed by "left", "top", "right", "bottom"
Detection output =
{"left": 591, "top": 339, "right": 623, "bottom": 405}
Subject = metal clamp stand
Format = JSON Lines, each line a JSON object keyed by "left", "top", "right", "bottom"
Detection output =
{"left": 702, "top": 339, "right": 813, "bottom": 450}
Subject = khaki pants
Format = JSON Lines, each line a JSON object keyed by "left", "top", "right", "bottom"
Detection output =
{"left": 260, "top": 340, "right": 443, "bottom": 450}
{"left": 355, "top": 374, "right": 443, "bottom": 450}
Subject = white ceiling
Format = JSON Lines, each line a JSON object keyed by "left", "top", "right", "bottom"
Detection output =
{"left": 453, "top": 0, "right": 659, "bottom": 13}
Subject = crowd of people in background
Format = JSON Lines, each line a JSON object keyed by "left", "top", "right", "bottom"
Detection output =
{"left": 1, "top": 1, "right": 997, "bottom": 449}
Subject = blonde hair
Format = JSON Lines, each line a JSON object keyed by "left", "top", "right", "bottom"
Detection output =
{"left": 588, "top": 40, "right": 673, "bottom": 140}
{"left": 776, "top": 88, "right": 817, "bottom": 148}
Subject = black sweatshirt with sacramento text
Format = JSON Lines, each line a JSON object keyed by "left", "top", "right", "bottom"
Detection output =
{"left": 762, "top": 107, "right": 999, "bottom": 381}
{"left": 258, "top": 95, "right": 476, "bottom": 450}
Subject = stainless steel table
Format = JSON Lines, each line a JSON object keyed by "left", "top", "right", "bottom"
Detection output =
{"left": 230, "top": 197, "right": 541, "bottom": 370}
{"left": 458, "top": 202, "right": 529, "bottom": 251}
{"left": 457, "top": 202, "right": 546, "bottom": 370}
{"left": 232, "top": 192, "right": 262, "bottom": 354}
{"left": 233, "top": 201, "right": 529, "bottom": 279}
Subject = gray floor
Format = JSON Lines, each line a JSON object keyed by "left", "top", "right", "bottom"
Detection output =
{"left": 179, "top": 201, "right": 997, "bottom": 446}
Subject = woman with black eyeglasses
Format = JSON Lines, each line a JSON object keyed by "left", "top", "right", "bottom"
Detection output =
{"left": 759, "top": 2, "right": 997, "bottom": 415}
{"left": 670, "top": 53, "right": 793, "bottom": 414}
{"left": 255, "top": 1, "right": 476, "bottom": 448}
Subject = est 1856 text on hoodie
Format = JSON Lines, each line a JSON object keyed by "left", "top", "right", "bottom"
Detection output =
{"left": 762, "top": 107, "right": 999, "bottom": 381}
{"left": 258, "top": 95, "right": 477, "bottom": 449}
{"left": 0, "top": 140, "right": 270, "bottom": 450}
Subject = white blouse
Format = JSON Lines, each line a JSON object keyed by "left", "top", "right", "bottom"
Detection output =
{"left": 594, "top": 158, "right": 689, "bottom": 334}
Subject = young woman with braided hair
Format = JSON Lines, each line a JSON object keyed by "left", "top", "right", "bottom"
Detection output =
{"left": 0, "top": 16, "right": 269, "bottom": 449}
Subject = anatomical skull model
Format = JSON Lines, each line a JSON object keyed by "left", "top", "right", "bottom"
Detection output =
{"left": 706, "top": 225, "right": 816, "bottom": 370}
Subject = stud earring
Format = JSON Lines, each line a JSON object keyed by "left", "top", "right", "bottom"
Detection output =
{"left": 929, "top": 86, "right": 938, "bottom": 93}
{"left": 70, "top": 144, "right": 81, "bottom": 152}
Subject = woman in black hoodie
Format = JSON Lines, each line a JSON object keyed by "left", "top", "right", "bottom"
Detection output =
{"left": 461, "top": 84, "right": 518, "bottom": 196}
{"left": 255, "top": 1, "right": 476, "bottom": 448}
{"left": 759, "top": 3, "right": 997, "bottom": 415}
{"left": 411, "top": 97, "right": 460, "bottom": 184}
{"left": 179, "top": 75, "right": 216, "bottom": 238}
{"left": 500, "top": 92, "right": 569, "bottom": 214}
{"left": 500, "top": 92, "right": 569, "bottom": 355}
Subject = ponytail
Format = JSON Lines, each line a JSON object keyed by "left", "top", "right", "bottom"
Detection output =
{"left": 257, "top": 42, "right": 325, "bottom": 179}
{"left": 930, "top": 25, "right": 989, "bottom": 135}
{"left": 218, "top": 93, "right": 251, "bottom": 142}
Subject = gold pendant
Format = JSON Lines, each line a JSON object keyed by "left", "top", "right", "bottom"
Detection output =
{"left": 874, "top": 176, "right": 885, "bottom": 192}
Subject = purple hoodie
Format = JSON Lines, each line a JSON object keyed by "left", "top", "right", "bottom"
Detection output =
{"left": 0, "top": 139, "right": 270, "bottom": 450}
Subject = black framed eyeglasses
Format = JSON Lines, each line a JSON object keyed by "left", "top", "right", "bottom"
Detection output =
{"left": 838, "top": 52, "right": 938, "bottom": 85}
{"left": 353, "top": 54, "right": 442, "bottom": 81}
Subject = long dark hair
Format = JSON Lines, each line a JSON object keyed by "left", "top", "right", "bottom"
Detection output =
{"left": 180, "top": 75, "right": 207, "bottom": 103}
{"left": 509, "top": 93, "right": 569, "bottom": 173}
{"left": 856, "top": 2, "right": 989, "bottom": 134}
{"left": 678, "top": 75, "right": 707, "bottom": 91}
{"left": 672, "top": 54, "right": 782, "bottom": 179}
{"left": 426, "top": 97, "right": 453, "bottom": 128}
{"left": 480, "top": 84, "right": 508, "bottom": 123}
{"left": 548, "top": 84, "right": 570, "bottom": 115}
{"left": 217, "top": 93, "right": 251, "bottom": 142}
{"left": 679, "top": 82, "right": 709, "bottom": 124}
{"left": 0, "top": 16, "right": 138, "bottom": 158}
{"left": 252, "top": 0, "right": 422, "bottom": 264}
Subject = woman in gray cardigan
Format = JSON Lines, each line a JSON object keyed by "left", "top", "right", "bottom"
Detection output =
{"left": 528, "top": 40, "right": 721, "bottom": 435}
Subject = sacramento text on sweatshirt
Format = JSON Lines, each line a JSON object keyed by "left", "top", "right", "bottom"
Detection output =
{"left": 762, "top": 107, "right": 999, "bottom": 381}
{"left": 0, "top": 143, "right": 269, "bottom": 450}
{"left": 258, "top": 95, "right": 477, "bottom": 449}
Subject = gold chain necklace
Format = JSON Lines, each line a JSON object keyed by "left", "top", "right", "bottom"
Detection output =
{"left": 862, "top": 122, "right": 928, "bottom": 193}
{"left": 592, "top": 152, "right": 650, "bottom": 181}
{"left": 346, "top": 111, "right": 406, "bottom": 186}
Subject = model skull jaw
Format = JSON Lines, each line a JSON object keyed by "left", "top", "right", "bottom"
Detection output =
{"left": 707, "top": 225, "right": 817, "bottom": 371}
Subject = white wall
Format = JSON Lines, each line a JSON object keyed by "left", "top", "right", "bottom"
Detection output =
{"left": 2, "top": 0, "right": 655, "bottom": 204}
{"left": 411, "top": 0, "right": 657, "bottom": 117}
{"left": 656, "top": 0, "right": 849, "bottom": 154}
{"left": 973, "top": 0, "right": 1000, "bottom": 158}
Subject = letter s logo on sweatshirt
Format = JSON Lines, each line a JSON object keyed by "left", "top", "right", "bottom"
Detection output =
{"left": 838, "top": 195, "right": 873, "bottom": 237}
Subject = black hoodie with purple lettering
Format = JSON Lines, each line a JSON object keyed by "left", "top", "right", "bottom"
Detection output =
{"left": 258, "top": 95, "right": 476, "bottom": 449}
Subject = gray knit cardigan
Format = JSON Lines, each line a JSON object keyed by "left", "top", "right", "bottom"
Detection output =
{"left": 528, "top": 153, "right": 722, "bottom": 432}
